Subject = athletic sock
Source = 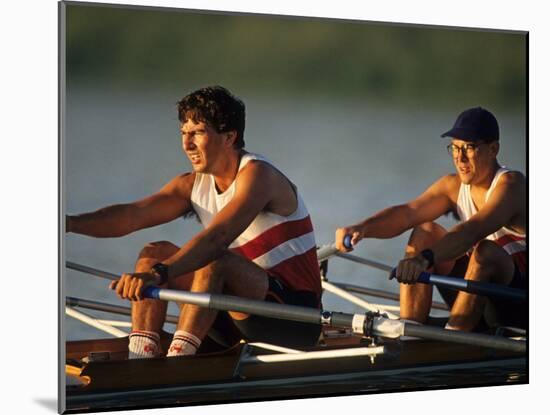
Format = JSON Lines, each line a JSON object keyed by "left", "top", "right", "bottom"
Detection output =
{"left": 166, "top": 330, "right": 202, "bottom": 357}
{"left": 444, "top": 323, "right": 460, "bottom": 330}
{"left": 128, "top": 330, "right": 160, "bottom": 359}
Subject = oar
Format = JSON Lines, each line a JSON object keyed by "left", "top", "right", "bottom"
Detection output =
{"left": 329, "top": 236, "right": 526, "bottom": 303}
{"left": 66, "top": 262, "right": 525, "bottom": 353}
{"left": 141, "top": 285, "right": 525, "bottom": 353}
{"left": 316, "top": 235, "right": 354, "bottom": 261}
{"left": 388, "top": 268, "right": 526, "bottom": 303}
{"left": 67, "top": 259, "right": 400, "bottom": 319}
{"left": 66, "top": 306, "right": 128, "bottom": 338}
{"left": 316, "top": 240, "right": 400, "bottom": 318}
{"left": 67, "top": 261, "right": 119, "bottom": 280}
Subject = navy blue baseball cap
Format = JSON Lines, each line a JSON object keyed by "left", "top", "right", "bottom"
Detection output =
{"left": 441, "top": 107, "right": 499, "bottom": 142}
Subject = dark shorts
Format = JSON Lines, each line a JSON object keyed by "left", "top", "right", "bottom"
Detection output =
{"left": 208, "top": 277, "right": 322, "bottom": 348}
{"left": 437, "top": 255, "right": 527, "bottom": 330}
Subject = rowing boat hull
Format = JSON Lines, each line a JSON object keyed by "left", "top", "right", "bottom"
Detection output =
{"left": 65, "top": 336, "right": 526, "bottom": 413}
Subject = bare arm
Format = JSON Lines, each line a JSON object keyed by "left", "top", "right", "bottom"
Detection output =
{"left": 163, "top": 162, "right": 280, "bottom": 279}
{"left": 67, "top": 173, "right": 195, "bottom": 237}
{"left": 431, "top": 171, "right": 525, "bottom": 263}
{"left": 393, "top": 171, "right": 525, "bottom": 284}
{"left": 335, "top": 175, "right": 457, "bottom": 250}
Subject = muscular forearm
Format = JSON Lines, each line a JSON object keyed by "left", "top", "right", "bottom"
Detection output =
{"left": 67, "top": 204, "right": 139, "bottom": 237}
{"left": 360, "top": 205, "right": 415, "bottom": 239}
{"left": 431, "top": 223, "right": 481, "bottom": 264}
{"left": 162, "top": 228, "right": 231, "bottom": 279}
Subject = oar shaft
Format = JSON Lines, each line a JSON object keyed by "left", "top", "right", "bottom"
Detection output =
{"left": 316, "top": 237, "right": 353, "bottom": 262}
{"left": 418, "top": 272, "right": 527, "bottom": 303}
{"left": 317, "top": 246, "right": 526, "bottom": 303}
{"left": 66, "top": 261, "right": 119, "bottom": 281}
{"left": 66, "top": 296, "right": 180, "bottom": 324}
{"left": 322, "top": 280, "right": 400, "bottom": 319}
{"left": 316, "top": 244, "right": 340, "bottom": 262}
{"left": 144, "top": 286, "right": 525, "bottom": 353}
{"left": 336, "top": 252, "right": 392, "bottom": 272}
{"left": 144, "top": 287, "right": 375, "bottom": 333}
{"left": 145, "top": 287, "right": 324, "bottom": 325}
{"left": 66, "top": 261, "right": 526, "bottom": 353}
{"left": 404, "top": 324, "right": 526, "bottom": 353}
{"left": 330, "top": 282, "right": 449, "bottom": 311}
{"left": 65, "top": 306, "right": 128, "bottom": 338}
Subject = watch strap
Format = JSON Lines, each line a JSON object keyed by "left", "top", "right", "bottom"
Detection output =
{"left": 150, "top": 263, "right": 170, "bottom": 285}
{"left": 420, "top": 249, "right": 435, "bottom": 269}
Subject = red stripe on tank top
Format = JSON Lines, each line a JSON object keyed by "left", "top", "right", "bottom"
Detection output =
{"left": 494, "top": 233, "right": 525, "bottom": 248}
{"left": 231, "top": 215, "right": 314, "bottom": 260}
{"left": 512, "top": 252, "right": 527, "bottom": 275}
{"left": 266, "top": 247, "right": 321, "bottom": 299}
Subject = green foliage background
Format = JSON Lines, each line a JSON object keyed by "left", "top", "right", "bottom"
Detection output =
{"left": 66, "top": 4, "right": 526, "bottom": 110}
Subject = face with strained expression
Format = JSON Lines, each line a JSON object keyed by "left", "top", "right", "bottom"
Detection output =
{"left": 180, "top": 119, "right": 235, "bottom": 174}
{"left": 449, "top": 139, "right": 499, "bottom": 185}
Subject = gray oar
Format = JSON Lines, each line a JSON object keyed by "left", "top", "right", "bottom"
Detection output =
{"left": 66, "top": 261, "right": 525, "bottom": 353}
{"left": 142, "top": 285, "right": 525, "bottom": 353}
{"left": 67, "top": 261, "right": 119, "bottom": 280}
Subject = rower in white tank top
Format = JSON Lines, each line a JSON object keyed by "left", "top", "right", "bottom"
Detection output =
{"left": 190, "top": 152, "right": 321, "bottom": 298}
{"left": 456, "top": 166, "right": 526, "bottom": 272}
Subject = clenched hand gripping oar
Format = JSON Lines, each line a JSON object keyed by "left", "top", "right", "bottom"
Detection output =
{"left": 326, "top": 235, "right": 526, "bottom": 303}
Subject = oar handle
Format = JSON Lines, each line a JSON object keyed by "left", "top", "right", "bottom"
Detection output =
{"left": 143, "top": 286, "right": 162, "bottom": 299}
{"left": 343, "top": 235, "right": 353, "bottom": 249}
{"left": 417, "top": 271, "right": 432, "bottom": 284}
{"left": 391, "top": 269, "right": 526, "bottom": 303}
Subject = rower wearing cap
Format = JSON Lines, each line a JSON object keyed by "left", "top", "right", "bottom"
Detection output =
{"left": 67, "top": 86, "right": 322, "bottom": 358}
{"left": 336, "top": 107, "right": 526, "bottom": 331}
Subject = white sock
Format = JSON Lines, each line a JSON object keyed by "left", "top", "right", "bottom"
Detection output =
{"left": 167, "top": 330, "right": 202, "bottom": 357}
{"left": 445, "top": 323, "right": 460, "bottom": 330}
{"left": 128, "top": 330, "right": 160, "bottom": 359}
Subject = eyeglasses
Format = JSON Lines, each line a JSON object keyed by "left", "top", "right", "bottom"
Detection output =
{"left": 446, "top": 143, "right": 481, "bottom": 158}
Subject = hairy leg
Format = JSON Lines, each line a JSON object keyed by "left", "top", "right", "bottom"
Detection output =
{"left": 131, "top": 241, "right": 194, "bottom": 333}
{"left": 175, "top": 251, "right": 269, "bottom": 341}
{"left": 447, "top": 240, "right": 514, "bottom": 331}
{"left": 400, "top": 222, "right": 456, "bottom": 323}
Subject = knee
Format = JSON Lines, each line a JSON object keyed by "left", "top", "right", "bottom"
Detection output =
{"left": 408, "top": 222, "right": 446, "bottom": 252}
{"left": 416, "top": 222, "right": 444, "bottom": 235}
{"left": 195, "top": 251, "right": 233, "bottom": 279}
{"left": 472, "top": 240, "right": 500, "bottom": 266}
{"left": 138, "top": 240, "right": 179, "bottom": 262}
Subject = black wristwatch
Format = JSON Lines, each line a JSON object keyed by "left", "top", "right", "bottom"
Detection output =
{"left": 150, "top": 263, "right": 170, "bottom": 285}
{"left": 419, "top": 249, "right": 435, "bottom": 269}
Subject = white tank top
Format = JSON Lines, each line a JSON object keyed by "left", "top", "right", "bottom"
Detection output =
{"left": 190, "top": 152, "right": 321, "bottom": 297}
{"left": 456, "top": 167, "right": 526, "bottom": 256}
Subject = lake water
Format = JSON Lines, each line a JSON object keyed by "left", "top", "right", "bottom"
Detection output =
{"left": 63, "top": 87, "right": 526, "bottom": 340}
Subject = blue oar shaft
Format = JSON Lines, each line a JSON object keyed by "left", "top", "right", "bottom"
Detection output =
{"left": 337, "top": 253, "right": 525, "bottom": 302}
{"left": 332, "top": 238, "right": 526, "bottom": 303}
{"left": 416, "top": 272, "right": 526, "bottom": 303}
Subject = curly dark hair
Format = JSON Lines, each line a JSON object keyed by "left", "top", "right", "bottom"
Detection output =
{"left": 177, "top": 86, "right": 246, "bottom": 149}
